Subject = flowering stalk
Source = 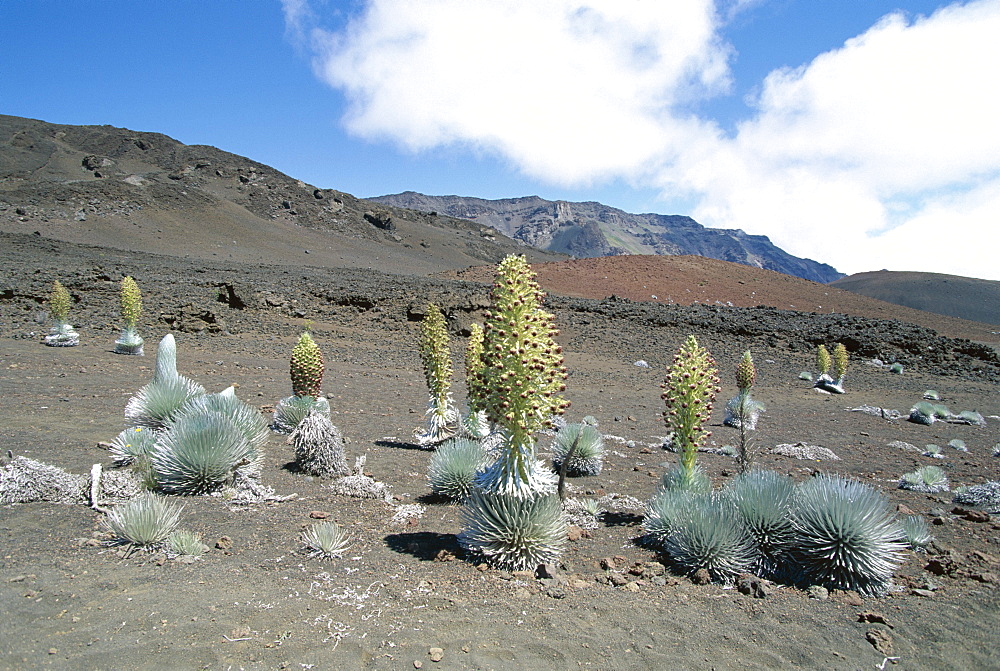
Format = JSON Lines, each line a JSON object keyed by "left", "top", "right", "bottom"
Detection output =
{"left": 471, "top": 255, "right": 569, "bottom": 497}
{"left": 419, "top": 304, "right": 453, "bottom": 418}
{"left": 832, "top": 342, "right": 848, "bottom": 383}
{"left": 662, "top": 335, "right": 720, "bottom": 480}
{"left": 465, "top": 323, "right": 485, "bottom": 413}
{"left": 816, "top": 345, "right": 831, "bottom": 377}
{"left": 43, "top": 279, "right": 79, "bottom": 346}
{"left": 115, "top": 276, "right": 144, "bottom": 355}
{"left": 730, "top": 350, "right": 762, "bottom": 473}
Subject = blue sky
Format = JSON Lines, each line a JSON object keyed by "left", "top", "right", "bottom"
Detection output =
{"left": 3, "top": 1, "right": 998, "bottom": 280}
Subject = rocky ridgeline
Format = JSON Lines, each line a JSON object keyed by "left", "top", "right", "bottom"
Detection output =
{"left": 370, "top": 192, "right": 843, "bottom": 284}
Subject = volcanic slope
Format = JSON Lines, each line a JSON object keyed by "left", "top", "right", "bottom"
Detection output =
{"left": 832, "top": 270, "right": 1000, "bottom": 326}
{"left": 442, "top": 255, "right": 1000, "bottom": 345}
{"left": 0, "top": 114, "right": 561, "bottom": 275}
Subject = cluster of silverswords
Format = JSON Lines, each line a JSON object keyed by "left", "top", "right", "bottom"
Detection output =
{"left": 10, "top": 257, "right": 996, "bottom": 597}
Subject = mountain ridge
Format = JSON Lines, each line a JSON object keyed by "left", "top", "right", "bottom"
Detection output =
{"left": 370, "top": 190, "right": 843, "bottom": 283}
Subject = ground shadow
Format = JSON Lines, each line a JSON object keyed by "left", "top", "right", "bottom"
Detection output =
{"left": 384, "top": 531, "right": 463, "bottom": 561}
{"left": 375, "top": 439, "right": 427, "bottom": 451}
{"left": 602, "top": 511, "right": 644, "bottom": 527}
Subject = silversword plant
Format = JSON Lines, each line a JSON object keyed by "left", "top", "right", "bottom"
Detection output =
{"left": 114, "top": 276, "right": 144, "bottom": 355}
{"left": 414, "top": 304, "right": 460, "bottom": 447}
{"left": 43, "top": 279, "right": 79, "bottom": 346}
{"left": 273, "top": 331, "right": 331, "bottom": 433}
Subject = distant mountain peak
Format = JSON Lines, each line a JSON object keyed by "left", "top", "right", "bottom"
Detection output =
{"left": 370, "top": 192, "right": 842, "bottom": 283}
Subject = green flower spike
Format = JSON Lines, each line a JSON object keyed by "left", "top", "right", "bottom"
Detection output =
{"left": 43, "top": 279, "right": 79, "bottom": 346}
{"left": 470, "top": 255, "right": 569, "bottom": 498}
{"left": 290, "top": 331, "right": 324, "bottom": 398}
{"left": 115, "top": 276, "right": 145, "bottom": 355}
{"left": 419, "top": 303, "right": 453, "bottom": 406}
{"left": 816, "top": 345, "right": 831, "bottom": 376}
{"left": 50, "top": 280, "right": 71, "bottom": 323}
{"left": 414, "top": 304, "right": 460, "bottom": 447}
{"left": 661, "top": 335, "right": 721, "bottom": 489}
{"left": 460, "top": 323, "right": 491, "bottom": 438}
{"left": 832, "top": 343, "right": 848, "bottom": 382}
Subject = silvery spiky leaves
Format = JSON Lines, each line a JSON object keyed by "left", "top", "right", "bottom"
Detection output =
{"left": 551, "top": 422, "right": 604, "bottom": 476}
{"left": 273, "top": 395, "right": 331, "bottom": 434}
{"left": 469, "top": 255, "right": 569, "bottom": 499}
{"left": 661, "top": 494, "right": 757, "bottom": 584}
{"left": 428, "top": 437, "right": 489, "bottom": 501}
{"left": 660, "top": 464, "right": 712, "bottom": 494}
{"left": 114, "top": 276, "right": 144, "bottom": 355}
{"left": 149, "top": 410, "right": 255, "bottom": 495}
{"left": 125, "top": 334, "right": 205, "bottom": 429}
{"left": 414, "top": 304, "right": 460, "bottom": 447}
{"left": 290, "top": 409, "right": 349, "bottom": 478}
{"left": 43, "top": 279, "right": 79, "bottom": 346}
{"left": 790, "top": 475, "right": 907, "bottom": 597}
{"left": 724, "top": 395, "right": 766, "bottom": 431}
{"left": 899, "top": 465, "right": 949, "bottom": 493}
{"left": 458, "top": 489, "right": 566, "bottom": 570}
{"left": 722, "top": 470, "right": 796, "bottom": 579}
{"left": 661, "top": 335, "right": 720, "bottom": 483}
{"left": 172, "top": 386, "right": 268, "bottom": 472}
{"left": 301, "top": 521, "right": 351, "bottom": 559}
{"left": 108, "top": 426, "right": 158, "bottom": 466}
{"left": 167, "top": 529, "right": 209, "bottom": 557}
{"left": 902, "top": 515, "right": 933, "bottom": 550}
{"left": 104, "top": 493, "right": 182, "bottom": 549}
{"left": 643, "top": 487, "right": 704, "bottom": 546}
{"left": 562, "top": 497, "right": 602, "bottom": 529}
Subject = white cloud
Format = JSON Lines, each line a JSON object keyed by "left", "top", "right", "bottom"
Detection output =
{"left": 289, "top": 0, "right": 1000, "bottom": 280}
{"left": 292, "top": 0, "right": 730, "bottom": 185}
{"left": 680, "top": 1, "right": 1000, "bottom": 278}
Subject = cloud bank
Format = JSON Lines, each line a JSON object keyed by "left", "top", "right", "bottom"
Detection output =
{"left": 286, "top": 0, "right": 1000, "bottom": 280}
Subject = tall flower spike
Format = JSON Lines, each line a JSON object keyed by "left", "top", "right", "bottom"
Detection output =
{"left": 49, "top": 280, "right": 71, "bottom": 323}
{"left": 290, "top": 331, "right": 324, "bottom": 399}
{"left": 816, "top": 345, "right": 831, "bottom": 376}
{"left": 44, "top": 279, "right": 79, "bottom": 346}
{"left": 472, "top": 255, "right": 568, "bottom": 497}
{"left": 832, "top": 343, "right": 848, "bottom": 381}
{"left": 115, "top": 276, "right": 145, "bottom": 355}
{"left": 661, "top": 335, "right": 720, "bottom": 478}
{"left": 120, "top": 276, "right": 142, "bottom": 329}
{"left": 419, "top": 304, "right": 453, "bottom": 411}
{"left": 465, "top": 323, "right": 485, "bottom": 413}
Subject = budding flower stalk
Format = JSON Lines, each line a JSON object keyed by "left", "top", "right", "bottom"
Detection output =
{"left": 290, "top": 331, "right": 325, "bottom": 399}
{"left": 832, "top": 342, "right": 848, "bottom": 382}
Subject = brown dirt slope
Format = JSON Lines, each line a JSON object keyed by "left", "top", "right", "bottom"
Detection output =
{"left": 832, "top": 270, "right": 1000, "bottom": 326}
{"left": 443, "top": 255, "right": 1000, "bottom": 344}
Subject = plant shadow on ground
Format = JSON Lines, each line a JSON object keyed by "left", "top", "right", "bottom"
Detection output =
{"left": 385, "top": 531, "right": 463, "bottom": 562}
{"left": 602, "top": 511, "right": 644, "bottom": 527}
{"left": 375, "top": 439, "right": 427, "bottom": 451}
